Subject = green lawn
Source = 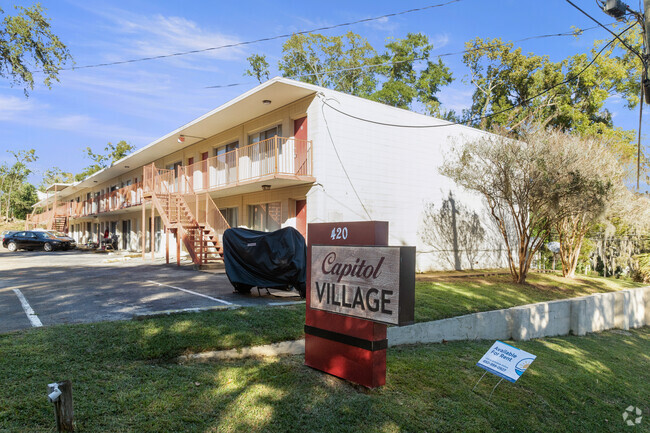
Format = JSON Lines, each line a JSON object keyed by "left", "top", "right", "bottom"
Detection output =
{"left": 414, "top": 272, "right": 645, "bottom": 322}
{"left": 1, "top": 325, "right": 648, "bottom": 432}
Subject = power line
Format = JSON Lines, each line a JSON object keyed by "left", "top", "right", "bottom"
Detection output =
{"left": 205, "top": 25, "right": 604, "bottom": 89}
{"left": 319, "top": 95, "right": 373, "bottom": 220}
{"left": 54, "top": 0, "right": 462, "bottom": 72}
{"left": 564, "top": 0, "right": 645, "bottom": 62}
{"left": 318, "top": 24, "right": 636, "bottom": 129}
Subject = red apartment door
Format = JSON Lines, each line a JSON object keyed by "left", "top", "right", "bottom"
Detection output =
{"left": 202, "top": 152, "right": 209, "bottom": 189}
{"left": 296, "top": 199, "right": 307, "bottom": 238}
{"left": 294, "top": 117, "right": 307, "bottom": 175}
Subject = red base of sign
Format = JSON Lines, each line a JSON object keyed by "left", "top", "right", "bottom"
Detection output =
{"left": 305, "top": 221, "right": 389, "bottom": 388}
{"left": 305, "top": 335, "right": 386, "bottom": 388}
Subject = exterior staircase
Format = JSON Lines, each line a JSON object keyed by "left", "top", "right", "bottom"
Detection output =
{"left": 50, "top": 216, "right": 68, "bottom": 233}
{"left": 144, "top": 163, "right": 229, "bottom": 266}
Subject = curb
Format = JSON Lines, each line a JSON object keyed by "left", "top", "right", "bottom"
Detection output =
{"left": 175, "top": 285, "right": 649, "bottom": 363}
{"left": 133, "top": 305, "right": 240, "bottom": 320}
{"left": 132, "top": 301, "right": 305, "bottom": 320}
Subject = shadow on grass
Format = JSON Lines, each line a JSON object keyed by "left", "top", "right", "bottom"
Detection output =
{"left": 0, "top": 319, "right": 648, "bottom": 432}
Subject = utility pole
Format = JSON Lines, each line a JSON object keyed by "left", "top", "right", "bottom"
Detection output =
{"left": 644, "top": 0, "right": 650, "bottom": 103}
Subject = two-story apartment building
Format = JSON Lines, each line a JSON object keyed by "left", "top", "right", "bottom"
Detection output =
{"left": 29, "top": 77, "right": 504, "bottom": 271}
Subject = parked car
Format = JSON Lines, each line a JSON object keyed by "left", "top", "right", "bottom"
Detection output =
{"left": 1, "top": 230, "right": 16, "bottom": 244}
{"left": 2, "top": 230, "right": 76, "bottom": 252}
{"left": 46, "top": 231, "right": 77, "bottom": 249}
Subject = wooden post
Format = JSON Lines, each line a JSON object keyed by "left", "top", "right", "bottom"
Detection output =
{"left": 199, "top": 228, "right": 204, "bottom": 265}
{"left": 48, "top": 380, "right": 74, "bottom": 432}
{"left": 150, "top": 206, "right": 155, "bottom": 260}
{"left": 165, "top": 229, "right": 169, "bottom": 264}
{"left": 275, "top": 137, "right": 278, "bottom": 173}
{"left": 176, "top": 229, "right": 181, "bottom": 266}
{"left": 141, "top": 202, "right": 146, "bottom": 259}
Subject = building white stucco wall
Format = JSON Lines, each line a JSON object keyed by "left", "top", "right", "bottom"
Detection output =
{"left": 304, "top": 89, "right": 507, "bottom": 272}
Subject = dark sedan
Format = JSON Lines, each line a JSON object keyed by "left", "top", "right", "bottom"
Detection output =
{"left": 2, "top": 230, "right": 75, "bottom": 252}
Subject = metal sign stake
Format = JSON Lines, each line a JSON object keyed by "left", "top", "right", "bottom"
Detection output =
{"left": 472, "top": 371, "right": 488, "bottom": 392}
{"left": 488, "top": 378, "right": 504, "bottom": 400}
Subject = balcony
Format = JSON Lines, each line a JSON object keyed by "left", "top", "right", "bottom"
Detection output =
{"left": 177, "top": 136, "right": 314, "bottom": 195}
{"left": 29, "top": 136, "right": 314, "bottom": 225}
{"left": 60, "top": 182, "right": 144, "bottom": 219}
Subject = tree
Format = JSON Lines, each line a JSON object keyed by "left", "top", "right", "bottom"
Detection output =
{"left": 276, "top": 31, "right": 379, "bottom": 97}
{"left": 75, "top": 141, "right": 135, "bottom": 181}
{"left": 547, "top": 134, "right": 623, "bottom": 278}
{"left": 39, "top": 167, "right": 74, "bottom": 191}
{"left": 12, "top": 182, "right": 37, "bottom": 219}
{"left": 370, "top": 33, "right": 453, "bottom": 114}
{"left": 0, "top": 3, "right": 72, "bottom": 95}
{"left": 244, "top": 54, "right": 270, "bottom": 83}
{"left": 246, "top": 31, "right": 453, "bottom": 113}
{"left": 460, "top": 35, "right": 638, "bottom": 168}
{"left": 589, "top": 188, "right": 650, "bottom": 278}
{"left": 0, "top": 149, "right": 37, "bottom": 220}
{"left": 440, "top": 127, "right": 600, "bottom": 284}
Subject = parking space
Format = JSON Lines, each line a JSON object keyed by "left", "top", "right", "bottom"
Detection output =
{"left": 0, "top": 249, "right": 302, "bottom": 333}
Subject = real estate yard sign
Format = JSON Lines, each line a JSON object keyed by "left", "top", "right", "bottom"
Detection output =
{"left": 476, "top": 341, "right": 536, "bottom": 383}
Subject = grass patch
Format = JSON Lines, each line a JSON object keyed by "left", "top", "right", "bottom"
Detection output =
{"left": 0, "top": 220, "right": 24, "bottom": 232}
{"left": 414, "top": 272, "right": 645, "bottom": 322}
{"left": 0, "top": 305, "right": 305, "bottom": 362}
{"left": 1, "top": 326, "right": 648, "bottom": 432}
{"left": 1, "top": 272, "right": 639, "bottom": 365}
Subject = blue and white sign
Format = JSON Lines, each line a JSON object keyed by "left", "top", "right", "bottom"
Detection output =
{"left": 476, "top": 341, "right": 536, "bottom": 383}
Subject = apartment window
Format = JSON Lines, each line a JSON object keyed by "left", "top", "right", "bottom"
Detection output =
{"left": 220, "top": 207, "right": 239, "bottom": 228}
{"left": 165, "top": 161, "right": 182, "bottom": 172}
{"left": 214, "top": 141, "right": 239, "bottom": 156}
{"left": 248, "top": 125, "right": 282, "bottom": 144}
{"left": 249, "top": 202, "right": 281, "bottom": 232}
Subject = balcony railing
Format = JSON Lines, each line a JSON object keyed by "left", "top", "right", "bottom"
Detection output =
{"left": 178, "top": 136, "right": 313, "bottom": 193}
{"left": 30, "top": 182, "right": 145, "bottom": 224}
{"left": 30, "top": 135, "right": 313, "bottom": 223}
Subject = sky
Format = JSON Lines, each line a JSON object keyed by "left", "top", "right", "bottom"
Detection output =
{"left": 1, "top": 0, "right": 648, "bottom": 191}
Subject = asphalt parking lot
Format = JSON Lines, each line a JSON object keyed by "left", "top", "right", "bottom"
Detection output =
{"left": 0, "top": 249, "right": 302, "bottom": 333}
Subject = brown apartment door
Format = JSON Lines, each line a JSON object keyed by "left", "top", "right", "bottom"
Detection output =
{"left": 294, "top": 117, "right": 308, "bottom": 175}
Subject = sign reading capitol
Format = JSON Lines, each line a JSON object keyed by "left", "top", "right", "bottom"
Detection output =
{"left": 310, "top": 245, "right": 415, "bottom": 326}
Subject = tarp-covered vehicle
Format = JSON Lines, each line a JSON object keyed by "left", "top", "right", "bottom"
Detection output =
{"left": 222, "top": 227, "right": 307, "bottom": 298}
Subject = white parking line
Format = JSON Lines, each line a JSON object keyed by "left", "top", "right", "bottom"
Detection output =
{"left": 146, "top": 281, "right": 234, "bottom": 305}
{"left": 13, "top": 289, "right": 43, "bottom": 327}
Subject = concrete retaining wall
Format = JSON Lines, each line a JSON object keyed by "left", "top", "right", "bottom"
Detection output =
{"left": 388, "top": 286, "right": 650, "bottom": 346}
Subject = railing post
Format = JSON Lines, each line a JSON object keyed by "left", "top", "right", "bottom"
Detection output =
{"left": 275, "top": 136, "right": 279, "bottom": 174}
{"left": 199, "top": 228, "right": 204, "bottom": 265}
{"left": 236, "top": 148, "right": 239, "bottom": 184}
{"left": 141, "top": 200, "right": 146, "bottom": 259}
